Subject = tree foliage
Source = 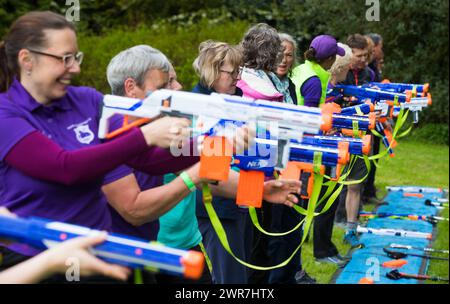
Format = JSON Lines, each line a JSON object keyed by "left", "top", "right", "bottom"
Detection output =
{"left": 1, "top": 0, "right": 448, "bottom": 127}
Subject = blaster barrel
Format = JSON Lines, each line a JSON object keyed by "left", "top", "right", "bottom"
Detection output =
{"left": 301, "top": 135, "right": 371, "bottom": 156}
{"left": 367, "top": 82, "right": 430, "bottom": 95}
{"left": 333, "top": 85, "right": 412, "bottom": 104}
{"left": 340, "top": 102, "right": 373, "bottom": 116}
{"left": 0, "top": 215, "right": 205, "bottom": 279}
{"left": 331, "top": 112, "right": 376, "bottom": 131}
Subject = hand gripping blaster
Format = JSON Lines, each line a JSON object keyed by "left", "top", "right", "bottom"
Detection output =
{"left": 0, "top": 215, "right": 205, "bottom": 279}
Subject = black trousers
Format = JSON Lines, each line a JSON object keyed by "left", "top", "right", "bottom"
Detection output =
{"left": 247, "top": 201, "right": 272, "bottom": 284}
{"left": 313, "top": 186, "right": 339, "bottom": 259}
{"left": 267, "top": 204, "right": 304, "bottom": 283}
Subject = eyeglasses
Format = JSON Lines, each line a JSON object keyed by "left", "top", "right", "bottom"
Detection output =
{"left": 220, "top": 67, "right": 242, "bottom": 79}
{"left": 28, "top": 49, "right": 84, "bottom": 68}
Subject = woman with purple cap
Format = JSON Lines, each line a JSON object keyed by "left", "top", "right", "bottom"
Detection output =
{"left": 290, "top": 34, "right": 345, "bottom": 108}
{"left": 291, "top": 35, "right": 351, "bottom": 268}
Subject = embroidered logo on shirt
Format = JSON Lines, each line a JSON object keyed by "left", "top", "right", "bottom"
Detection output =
{"left": 67, "top": 118, "right": 94, "bottom": 144}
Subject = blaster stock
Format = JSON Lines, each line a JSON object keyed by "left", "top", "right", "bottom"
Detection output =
{"left": 0, "top": 215, "right": 205, "bottom": 279}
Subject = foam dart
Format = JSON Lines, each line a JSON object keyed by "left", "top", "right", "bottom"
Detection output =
{"left": 383, "top": 247, "right": 449, "bottom": 261}
{"left": 358, "top": 277, "right": 374, "bottom": 284}
{"left": 386, "top": 269, "right": 449, "bottom": 282}
{"left": 382, "top": 259, "right": 408, "bottom": 268}
{"left": 388, "top": 243, "right": 449, "bottom": 255}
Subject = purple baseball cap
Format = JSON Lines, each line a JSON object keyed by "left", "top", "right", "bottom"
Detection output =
{"left": 310, "top": 35, "right": 345, "bottom": 60}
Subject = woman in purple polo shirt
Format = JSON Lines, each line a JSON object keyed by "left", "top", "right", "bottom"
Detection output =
{"left": 0, "top": 11, "right": 195, "bottom": 279}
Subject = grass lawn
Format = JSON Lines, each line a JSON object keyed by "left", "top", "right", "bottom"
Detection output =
{"left": 301, "top": 139, "right": 449, "bottom": 284}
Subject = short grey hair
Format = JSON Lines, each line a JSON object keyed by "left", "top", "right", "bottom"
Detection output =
{"left": 329, "top": 43, "right": 353, "bottom": 76}
{"left": 106, "top": 45, "right": 170, "bottom": 96}
{"left": 241, "top": 23, "right": 281, "bottom": 72}
{"left": 278, "top": 32, "right": 298, "bottom": 69}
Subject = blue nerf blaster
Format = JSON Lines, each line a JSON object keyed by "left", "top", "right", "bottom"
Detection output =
{"left": 0, "top": 215, "right": 204, "bottom": 279}
{"left": 331, "top": 84, "right": 413, "bottom": 104}
{"left": 280, "top": 141, "right": 350, "bottom": 199}
{"left": 301, "top": 134, "right": 371, "bottom": 156}
{"left": 365, "top": 82, "right": 430, "bottom": 96}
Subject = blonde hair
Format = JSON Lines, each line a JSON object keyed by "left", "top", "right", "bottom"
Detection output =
{"left": 193, "top": 40, "right": 243, "bottom": 89}
{"left": 329, "top": 43, "right": 353, "bottom": 76}
{"left": 365, "top": 36, "right": 375, "bottom": 63}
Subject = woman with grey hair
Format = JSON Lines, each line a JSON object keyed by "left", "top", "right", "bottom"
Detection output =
{"left": 237, "top": 23, "right": 285, "bottom": 102}
{"left": 273, "top": 33, "right": 298, "bottom": 104}
{"left": 106, "top": 45, "right": 170, "bottom": 96}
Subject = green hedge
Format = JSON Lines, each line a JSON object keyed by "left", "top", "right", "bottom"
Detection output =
{"left": 406, "top": 123, "right": 449, "bottom": 146}
{"left": 75, "top": 17, "right": 249, "bottom": 93}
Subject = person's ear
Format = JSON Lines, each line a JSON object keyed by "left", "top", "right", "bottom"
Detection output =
{"left": 17, "top": 49, "right": 34, "bottom": 75}
{"left": 123, "top": 78, "right": 138, "bottom": 98}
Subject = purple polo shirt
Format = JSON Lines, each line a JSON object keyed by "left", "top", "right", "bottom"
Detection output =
{"left": 0, "top": 79, "right": 111, "bottom": 256}
{"left": 103, "top": 115, "right": 161, "bottom": 241}
{"left": 301, "top": 76, "right": 322, "bottom": 107}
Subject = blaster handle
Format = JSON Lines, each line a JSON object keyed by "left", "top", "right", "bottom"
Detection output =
{"left": 280, "top": 162, "right": 325, "bottom": 199}
{"left": 236, "top": 170, "right": 265, "bottom": 208}
{"left": 199, "top": 136, "right": 232, "bottom": 181}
